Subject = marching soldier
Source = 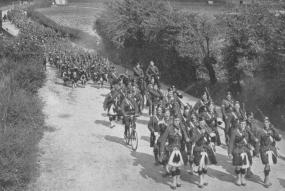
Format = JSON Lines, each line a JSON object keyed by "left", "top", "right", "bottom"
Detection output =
{"left": 221, "top": 91, "right": 235, "bottom": 145}
{"left": 133, "top": 62, "right": 144, "bottom": 83}
{"left": 160, "top": 117, "right": 185, "bottom": 189}
{"left": 148, "top": 83, "right": 163, "bottom": 116}
{"left": 259, "top": 117, "right": 282, "bottom": 188}
{"left": 146, "top": 61, "right": 159, "bottom": 84}
{"left": 199, "top": 103, "right": 221, "bottom": 149}
{"left": 228, "top": 119, "right": 258, "bottom": 186}
{"left": 167, "top": 90, "right": 181, "bottom": 119}
{"left": 193, "top": 92, "right": 211, "bottom": 114}
{"left": 245, "top": 112, "right": 261, "bottom": 177}
{"left": 190, "top": 118, "right": 217, "bottom": 188}
{"left": 148, "top": 106, "right": 165, "bottom": 164}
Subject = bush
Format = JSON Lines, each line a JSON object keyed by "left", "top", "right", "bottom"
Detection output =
{"left": 0, "top": 38, "right": 46, "bottom": 190}
{"left": 0, "top": 6, "right": 48, "bottom": 189}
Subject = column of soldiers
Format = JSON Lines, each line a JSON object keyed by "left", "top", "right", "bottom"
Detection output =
{"left": 102, "top": 60, "right": 282, "bottom": 190}
{"left": 49, "top": 49, "right": 283, "bottom": 190}
{"left": 46, "top": 46, "right": 114, "bottom": 88}
{"left": 147, "top": 88, "right": 282, "bottom": 189}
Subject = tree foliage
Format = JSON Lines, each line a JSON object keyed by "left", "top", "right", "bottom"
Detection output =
{"left": 97, "top": 0, "right": 220, "bottom": 83}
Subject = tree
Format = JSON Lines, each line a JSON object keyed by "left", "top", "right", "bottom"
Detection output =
{"left": 175, "top": 14, "right": 219, "bottom": 84}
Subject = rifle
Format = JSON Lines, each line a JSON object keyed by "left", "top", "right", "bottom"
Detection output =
{"left": 205, "top": 87, "right": 213, "bottom": 102}
{"left": 256, "top": 106, "right": 265, "bottom": 120}
{"left": 242, "top": 102, "right": 247, "bottom": 119}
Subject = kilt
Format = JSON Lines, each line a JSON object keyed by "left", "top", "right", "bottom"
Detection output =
{"left": 232, "top": 146, "right": 252, "bottom": 166}
{"left": 260, "top": 146, "right": 278, "bottom": 165}
{"left": 193, "top": 145, "right": 217, "bottom": 166}
{"left": 168, "top": 148, "right": 184, "bottom": 168}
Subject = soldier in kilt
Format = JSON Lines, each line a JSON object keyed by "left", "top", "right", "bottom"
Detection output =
{"left": 259, "top": 117, "right": 282, "bottom": 188}
{"left": 190, "top": 118, "right": 217, "bottom": 188}
{"left": 228, "top": 120, "right": 258, "bottom": 186}
{"left": 221, "top": 92, "right": 236, "bottom": 145}
{"left": 160, "top": 117, "right": 185, "bottom": 189}
{"left": 148, "top": 106, "right": 165, "bottom": 164}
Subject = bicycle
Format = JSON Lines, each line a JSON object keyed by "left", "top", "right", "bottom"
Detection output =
{"left": 124, "top": 114, "right": 139, "bottom": 151}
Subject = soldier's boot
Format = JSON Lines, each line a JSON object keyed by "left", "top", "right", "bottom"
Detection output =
{"left": 154, "top": 149, "right": 159, "bottom": 165}
{"left": 198, "top": 170, "right": 204, "bottom": 188}
{"left": 246, "top": 167, "right": 254, "bottom": 178}
{"left": 176, "top": 175, "right": 181, "bottom": 187}
{"left": 235, "top": 169, "right": 241, "bottom": 186}
{"left": 162, "top": 164, "right": 171, "bottom": 177}
{"left": 264, "top": 169, "right": 272, "bottom": 188}
{"left": 241, "top": 168, "right": 247, "bottom": 186}
{"left": 171, "top": 175, "right": 177, "bottom": 190}
{"left": 202, "top": 168, "right": 208, "bottom": 186}
{"left": 188, "top": 163, "right": 193, "bottom": 175}
{"left": 264, "top": 175, "right": 272, "bottom": 188}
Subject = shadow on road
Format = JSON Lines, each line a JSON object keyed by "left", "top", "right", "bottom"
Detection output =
{"left": 95, "top": 119, "right": 110, "bottom": 127}
{"left": 213, "top": 153, "right": 263, "bottom": 186}
{"left": 180, "top": 171, "right": 200, "bottom": 187}
{"left": 214, "top": 153, "right": 234, "bottom": 174}
{"left": 58, "top": 113, "right": 72, "bottom": 118}
{"left": 104, "top": 135, "right": 129, "bottom": 149}
{"left": 101, "top": 113, "right": 108, "bottom": 117}
{"left": 278, "top": 178, "right": 285, "bottom": 188}
{"left": 131, "top": 151, "right": 172, "bottom": 187}
{"left": 140, "top": 112, "right": 150, "bottom": 118}
{"left": 90, "top": 84, "right": 110, "bottom": 89}
{"left": 44, "top": 125, "right": 57, "bottom": 132}
{"left": 136, "top": 118, "right": 149, "bottom": 125}
{"left": 54, "top": 81, "right": 72, "bottom": 88}
{"left": 140, "top": 136, "right": 150, "bottom": 143}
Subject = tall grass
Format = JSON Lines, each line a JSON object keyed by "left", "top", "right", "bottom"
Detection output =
{"left": 0, "top": 36, "right": 46, "bottom": 190}
{"left": 0, "top": 6, "right": 52, "bottom": 191}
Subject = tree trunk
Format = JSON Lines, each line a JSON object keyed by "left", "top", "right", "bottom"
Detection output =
{"left": 204, "top": 37, "right": 217, "bottom": 84}
{"left": 204, "top": 56, "right": 217, "bottom": 84}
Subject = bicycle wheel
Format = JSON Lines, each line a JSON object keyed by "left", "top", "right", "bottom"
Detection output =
{"left": 131, "top": 129, "right": 138, "bottom": 151}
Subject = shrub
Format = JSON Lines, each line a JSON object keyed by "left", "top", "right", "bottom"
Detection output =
{"left": 0, "top": 9, "right": 47, "bottom": 189}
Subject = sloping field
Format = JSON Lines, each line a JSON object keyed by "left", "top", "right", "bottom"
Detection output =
{"left": 37, "top": 3, "right": 104, "bottom": 37}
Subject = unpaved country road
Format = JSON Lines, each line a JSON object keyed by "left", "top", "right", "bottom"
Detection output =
{"left": 27, "top": 63, "right": 285, "bottom": 191}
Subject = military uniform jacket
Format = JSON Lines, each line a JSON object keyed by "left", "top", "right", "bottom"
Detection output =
{"left": 149, "top": 88, "right": 163, "bottom": 104}
{"left": 160, "top": 124, "right": 183, "bottom": 153}
{"left": 229, "top": 127, "right": 256, "bottom": 154}
{"left": 133, "top": 66, "right": 144, "bottom": 78}
{"left": 148, "top": 115, "right": 165, "bottom": 133}
{"left": 260, "top": 126, "right": 281, "bottom": 150}
{"left": 168, "top": 99, "right": 181, "bottom": 118}
{"left": 121, "top": 97, "right": 139, "bottom": 116}
{"left": 146, "top": 65, "right": 159, "bottom": 78}
{"left": 222, "top": 99, "right": 234, "bottom": 115}
{"left": 194, "top": 99, "right": 210, "bottom": 113}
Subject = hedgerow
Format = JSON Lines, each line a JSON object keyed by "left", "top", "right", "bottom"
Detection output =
{"left": 0, "top": 5, "right": 73, "bottom": 190}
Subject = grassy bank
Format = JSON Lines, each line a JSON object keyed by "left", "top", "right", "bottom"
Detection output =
{"left": 0, "top": 34, "right": 46, "bottom": 190}
{"left": 0, "top": 5, "right": 82, "bottom": 190}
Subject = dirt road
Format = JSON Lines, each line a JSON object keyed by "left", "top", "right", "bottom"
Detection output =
{"left": 27, "top": 63, "right": 285, "bottom": 191}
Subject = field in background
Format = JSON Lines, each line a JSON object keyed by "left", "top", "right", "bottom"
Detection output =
{"left": 37, "top": 5, "right": 103, "bottom": 36}
{"left": 36, "top": 0, "right": 228, "bottom": 45}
